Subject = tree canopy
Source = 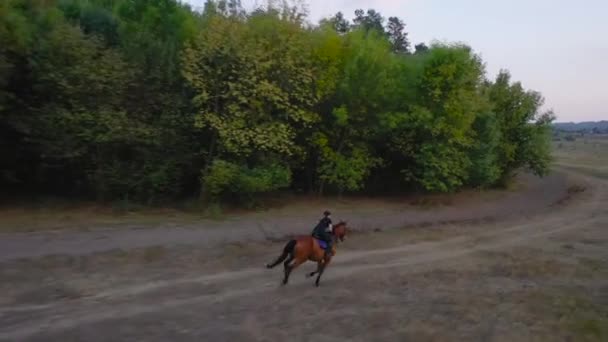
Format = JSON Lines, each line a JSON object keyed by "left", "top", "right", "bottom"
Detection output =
{"left": 0, "top": 0, "right": 554, "bottom": 205}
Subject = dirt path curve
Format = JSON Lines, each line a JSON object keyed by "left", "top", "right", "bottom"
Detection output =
{"left": 0, "top": 170, "right": 606, "bottom": 341}
{"left": 0, "top": 173, "right": 571, "bottom": 261}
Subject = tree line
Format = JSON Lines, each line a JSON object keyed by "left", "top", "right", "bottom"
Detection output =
{"left": 553, "top": 121, "right": 608, "bottom": 135}
{"left": 0, "top": 0, "right": 554, "bottom": 205}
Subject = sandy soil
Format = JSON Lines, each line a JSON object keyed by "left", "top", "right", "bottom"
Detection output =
{"left": 0, "top": 165, "right": 607, "bottom": 341}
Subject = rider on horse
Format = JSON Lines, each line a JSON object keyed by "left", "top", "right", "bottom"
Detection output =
{"left": 266, "top": 211, "right": 347, "bottom": 286}
{"left": 312, "top": 210, "right": 333, "bottom": 259}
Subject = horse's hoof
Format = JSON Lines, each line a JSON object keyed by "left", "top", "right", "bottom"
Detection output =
{"left": 265, "top": 264, "right": 272, "bottom": 269}
{"left": 315, "top": 282, "right": 320, "bottom": 287}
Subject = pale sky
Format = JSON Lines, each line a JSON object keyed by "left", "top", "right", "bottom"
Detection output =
{"left": 185, "top": 0, "right": 608, "bottom": 122}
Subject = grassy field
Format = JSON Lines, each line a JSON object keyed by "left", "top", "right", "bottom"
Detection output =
{"left": 553, "top": 134, "right": 608, "bottom": 179}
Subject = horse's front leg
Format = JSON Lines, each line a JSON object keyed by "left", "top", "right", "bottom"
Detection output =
{"left": 315, "top": 257, "right": 331, "bottom": 287}
{"left": 306, "top": 261, "right": 322, "bottom": 278}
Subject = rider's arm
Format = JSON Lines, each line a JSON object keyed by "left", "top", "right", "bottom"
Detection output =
{"left": 326, "top": 218, "right": 333, "bottom": 232}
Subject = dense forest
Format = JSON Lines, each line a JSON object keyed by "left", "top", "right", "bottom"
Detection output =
{"left": 0, "top": 0, "right": 555, "bottom": 205}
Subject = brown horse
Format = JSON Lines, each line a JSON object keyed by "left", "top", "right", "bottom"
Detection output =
{"left": 266, "top": 221, "right": 348, "bottom": 287}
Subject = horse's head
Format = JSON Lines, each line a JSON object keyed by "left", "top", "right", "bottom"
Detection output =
{"left": 333, "top": 221, "right": 349, "bottom": 242}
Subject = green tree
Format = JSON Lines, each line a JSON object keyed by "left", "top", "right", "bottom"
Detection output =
{"left": 319, "top": 11, "right": 350, "bottom": 34}
{"left": 387, "top": 17, "right": 409, "bottom": 53}
{"left": 183, "top": 5, "right": 317, "bottom": 198}
{"left": 488, "top": 70, "right": 554, "bottom": 182}
{"left": 353, "top": 9, "right": 385, "bottom": 34}
{"left": 467, "top": 111, "right": 502, "bottom": 187}
{"left": 313, "top": 29, "right": 394, "bottom": 194}
{"left": 414, "top": 42, "right": 429, "bottom": 54}
{"left": 394, "top": 44, "right": 487, "bottom": 192}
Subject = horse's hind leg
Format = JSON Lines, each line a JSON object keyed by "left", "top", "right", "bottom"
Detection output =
{"left": 282, "top": 258, "right": 304, "bottom": 286}
{"left": 281, "top": 254, "right": 294, "bottom": 285}
{"left": 283, "top": 254, "right": 294, "bottom": 270}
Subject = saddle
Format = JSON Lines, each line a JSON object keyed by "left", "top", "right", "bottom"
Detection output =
{"left": 316, "top": 238, "right": 328, "bottom": 250}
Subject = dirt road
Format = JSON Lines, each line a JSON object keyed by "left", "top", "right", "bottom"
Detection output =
{"left": 0, "top": 173, "right": 570, "bottom": 261}
{"left": 1, "top": 169, "right": 607, "bottom": 341}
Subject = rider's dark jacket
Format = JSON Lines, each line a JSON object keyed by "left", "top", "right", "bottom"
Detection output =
{"left": 312, "top": 217, "right": 333, "bottom": 243}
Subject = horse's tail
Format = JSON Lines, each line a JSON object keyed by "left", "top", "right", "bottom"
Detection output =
{"left": 266, "top": 239, "right": 297, "bottom": 269}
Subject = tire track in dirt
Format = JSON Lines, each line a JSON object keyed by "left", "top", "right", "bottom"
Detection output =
{"left": 1, "top": 176, "right": 604, "bottom": 341}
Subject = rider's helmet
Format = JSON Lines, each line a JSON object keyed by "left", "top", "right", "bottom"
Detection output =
{"left": 323, "top": 210, "right": 331, "bottom": 217}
